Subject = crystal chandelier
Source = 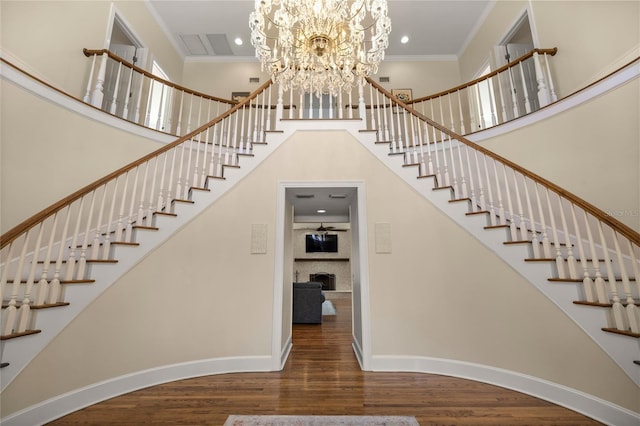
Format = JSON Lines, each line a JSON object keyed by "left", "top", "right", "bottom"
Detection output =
{"left": 250, "top": 0, "right": 392, "bottom": 95}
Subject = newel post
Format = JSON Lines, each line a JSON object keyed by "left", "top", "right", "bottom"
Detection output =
{"left": 90, "top": 53, "right": 108, "bottom": 107}
{"left": 533, "top": 52, "right": 551, "bottom": 107}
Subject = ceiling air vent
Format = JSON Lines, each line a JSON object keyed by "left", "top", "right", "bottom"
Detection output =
{"left": 180, "top": 34, "right": 209, "bottom": 55}
{"left": 249, "top": 77, "right": 260, "bottom": 83}
{"left": 206, "top": 34, "right": 234, "bottom": 56}
{"left": 379, "top": 76, "right": 390, "bottom": 83}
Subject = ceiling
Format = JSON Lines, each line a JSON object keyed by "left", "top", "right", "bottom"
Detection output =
{"left": 145, "top": 1, "right": 493, "bottom": 222}
{"left": 147, "top": 0, "right": 493, "bottom": 60}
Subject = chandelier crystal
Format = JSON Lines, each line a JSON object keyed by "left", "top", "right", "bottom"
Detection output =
{"left": 250, "top": 0, "right": 392, "bottom": 95}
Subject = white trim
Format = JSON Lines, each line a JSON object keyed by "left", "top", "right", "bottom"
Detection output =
{"left": 1, "top": 355, "right": 273, "bottom": 426}
{"left": 371, "top": 355, "right": 640, "bottom": 426}
{"left": 274, "top": 180, "right": 371, "bottom": 370}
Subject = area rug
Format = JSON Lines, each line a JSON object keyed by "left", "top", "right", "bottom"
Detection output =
{"left": 223, "top": 415, "right": 419, "bottom": 426}
{"left": 322, "top": 300, "right": 336, "bottom": 315}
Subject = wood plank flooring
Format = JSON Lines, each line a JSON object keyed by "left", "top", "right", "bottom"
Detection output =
{"left": 48, "top": 295, "right": 602, "bottom": 425}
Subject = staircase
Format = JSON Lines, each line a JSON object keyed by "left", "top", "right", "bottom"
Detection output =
{"left": 1, "top": 60, "right": 639, "bottom": 423}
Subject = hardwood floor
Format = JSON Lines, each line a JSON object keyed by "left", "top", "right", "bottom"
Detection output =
{"left": 49, "top": 295, "right": 602, "bottom": 425}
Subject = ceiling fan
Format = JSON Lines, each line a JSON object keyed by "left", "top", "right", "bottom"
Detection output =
{"left": 304, "top": 223, "right": 349, "bottom": 233}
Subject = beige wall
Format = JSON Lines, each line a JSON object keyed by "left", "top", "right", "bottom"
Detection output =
{"left": 1, "top": 1, "right": 184, "bottom": 98}
{"left": 458, "top": 1, "right": 640, "bottom": 97}
{"left": 181, "top": 59, "right": 461, "bottom": 102}
{"left": 3, "top": 130, "right": 637, "bottom": 417}
{"left": 0, "top": 80, "right": 164, "bottom": 233}
{"left": 481, "top": 78, "right": 640, "bottom": 232}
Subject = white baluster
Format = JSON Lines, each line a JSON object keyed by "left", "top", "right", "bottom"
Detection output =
{"left": 583, "top": 212, "right": 608, "bottom": 303}
{"left": 276, "top": 83, "right": 284, "bottom": 122}
{"left": 18, "top": 223, "right": 45, "bottom": 332}
{"left": 102, "top": 177, "right": 119, "bottom": 260}
{"left": 522, "top": 178, "right": 540, "bottom": 258}
{"left": 36, "top": 212, "right": 59, "bottom": 305}
{"left": 91, "top": 184, "right": 108, "bottom": 260}
{"left": 125, "top": 168, "right": 140, "bottom": 242}
{"left": 0, "top": 243, "right": 16, "bottom": 313}
{"left": 544, "top": 188, "right": 566, "bottom": 278}
{"left": 136, "top": 163, "right": 150, "bottom": 226}
{"left": 65, "top": 197, "right": 85, "bottom": 281}
{"left": 533, "top": 183, "right": 552, "bottom": 256}
{"left": 456, "top": 90, "right": 466, "bottom": 135}
{"left": 613, "top": 233, "right": 639, "bottom": 333}
{"left": 83, "top": 54, "right": 97, "bottom": 103}
{"left": 176, "top": 91, "right": 185, "bottom": 135}
{"left": 557, "top": 194, "right": 578, "bottom": 279}
{"left": 626, "top": 241, "right": 640, "bottom": 332}
{"left": 77, "top": 190, "right": 98, "bottom": 280}
{"left": 597, "top": 222, "right": 627, "bottom": 330}
{"left": 109, "top": 62, "right": 122, "bottom": 115}
{"left": 502, "top": 165, "right": 518, "bottom": 241}
{"left": 570, "top": 204, "right": 595, "bottom": 302}
{"left": 519, "top": 62, "right": 532, "bottom": 114}
{"left": 4, "top": 231, "right": 30, "bottom": 335}
{"left": 90, "top": 53, "right": 108, "bottom": 107}
{"left": 133, "top": 73, "right": 144, "bottom": 124}
{"left": 544, "top": 53, "right": 558, "bottom": 102}
{"left": 533, "top": 52, "right": 551, "bottom": 107}
{"left": 496, "top": 71, "right": 508, "bottom": 123}
{"left": 481, "top": 155, "right": 495, "bottom": 224}
{"left": 48, "top": 206, "right": 72, "bottom": 304}
{"left": 115, "top": 171, "right": 130, "bottom": 242}
{"left": 491, "top": 160, "right": 505, "bottom": 225}
{"left": 122, "top": 66, "right": 134, "bottom": 120}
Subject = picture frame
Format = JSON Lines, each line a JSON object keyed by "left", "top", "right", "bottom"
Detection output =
{"left": 391, "top": 88, "right": 412, "bottom": 103}
{"left": 231, "top": 91, "right": 250, "bottom": 102}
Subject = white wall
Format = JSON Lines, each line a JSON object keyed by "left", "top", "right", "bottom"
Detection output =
{"left": 3, "top": 130, "right": 637, "bottom": 418}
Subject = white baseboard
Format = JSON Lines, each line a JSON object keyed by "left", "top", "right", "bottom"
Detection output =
{"left": 370, "top": 355, "right": 640, "bottom": 426}
{"left": 1, "top": 355, "right": 275, "bottom": 426}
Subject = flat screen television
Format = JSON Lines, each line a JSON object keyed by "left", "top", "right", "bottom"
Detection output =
{"left": 305, "top": 234, "right": 338, "bottom": 253}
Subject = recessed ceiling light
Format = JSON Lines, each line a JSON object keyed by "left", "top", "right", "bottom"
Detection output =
{"left": 234, "top": 37, "right": 243, "bottom": 45}
{"left": 400, "top": 35, "right": 409, "bottom": 44}
{"left": 317, "top": 209, "right": 327, "bottom": 214}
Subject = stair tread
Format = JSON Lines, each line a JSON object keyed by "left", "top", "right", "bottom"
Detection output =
{"left": 574, "top": 299, "right": 640, "bottom": 308}
{"left": 0, "top": 329, "right": 41, "bottom": 340}
{"left": 2, "top": 302, "right": 70, "bottom": 310}
{"left": 602, "top": 328, "right": 640, "bottom": 338}
{"left": 5, "top": 279, "right": 95, "bottom": 284}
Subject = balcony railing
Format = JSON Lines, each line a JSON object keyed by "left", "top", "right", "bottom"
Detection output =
{"left": 82, "top": 48, "right": 237, "bottom": 136}
{"left": 407, "top": 48, "right": 558, "bottom": 135}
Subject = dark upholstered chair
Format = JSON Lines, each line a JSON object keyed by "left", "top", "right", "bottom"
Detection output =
{"left": 292, "top": 282, "right": 325, "bottom": 324}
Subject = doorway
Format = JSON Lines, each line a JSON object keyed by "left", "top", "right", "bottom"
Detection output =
{"left": 492, "top": 13, "right": 536, "bottom": 119}
{"left": 273, "top": 182, "right": 371, "bottom": 371}
{"left": 104, "top": 13, "right": 147, "bottom": 121}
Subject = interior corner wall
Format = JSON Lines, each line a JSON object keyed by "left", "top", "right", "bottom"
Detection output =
{"left": 3, "top": 129, "right": 637, "bottom": 417}
{"left": 0, "top": 79, "right": 164, "bottom": 233}
{"left": 458, "top": 1, "right": 640, "bottom": 98}
{"left": 1, "top": 1, "right": 184, "bottom": 99}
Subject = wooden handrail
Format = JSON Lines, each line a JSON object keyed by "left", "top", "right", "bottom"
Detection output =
{"left": 83, "top": 48, "right": 237, "bottom": 105}
{"left": 0, "top": 79, "right": 274, "bottom": 249}
{"left": 365, "top": 75, "right": 640, "bottom": 246}
{"left": 407, "top": 48, "right": 558, "bottom": 104}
